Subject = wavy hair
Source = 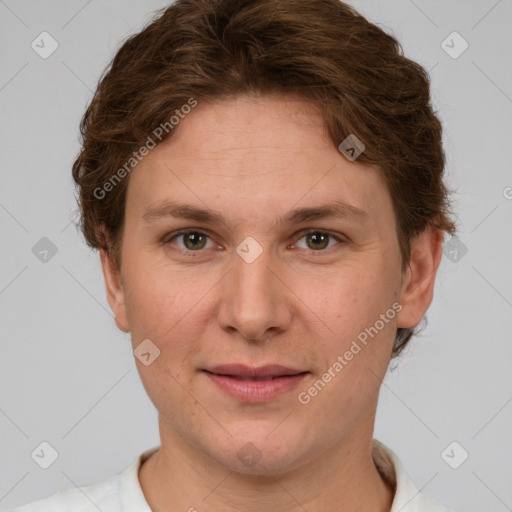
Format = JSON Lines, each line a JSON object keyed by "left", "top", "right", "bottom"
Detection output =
{"left": 71, "top": 0, "right": 457, "bottom": 358}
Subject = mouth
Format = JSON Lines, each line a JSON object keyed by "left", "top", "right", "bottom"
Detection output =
{"left": 206, "top": 374, "right": 298, "bottom": 381}
{"left": 203, "top": 363, "right": 308, "bottom": 378}
{"left": 202, "top": 364, "right": 310, "bottom": 402}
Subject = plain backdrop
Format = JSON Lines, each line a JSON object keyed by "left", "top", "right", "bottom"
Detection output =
{"left": 1, "top": 1, "right": 511, "bottom": 511}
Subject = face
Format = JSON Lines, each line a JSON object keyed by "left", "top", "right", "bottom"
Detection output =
{"left": 101, "top": 94, "right": 442, "bottom": 475}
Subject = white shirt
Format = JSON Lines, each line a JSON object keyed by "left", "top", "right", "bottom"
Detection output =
{"left": 10, "top": 439, "right": 455, "bottom": 511}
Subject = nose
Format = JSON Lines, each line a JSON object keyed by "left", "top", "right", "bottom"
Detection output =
{"left": 217, "top": 239, "right": 292, "bottom": 343}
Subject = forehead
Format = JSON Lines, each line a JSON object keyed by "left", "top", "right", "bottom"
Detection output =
{"left": 125, "top": 94, "right": 392, "bottom": 229}
{"left": 138, "top": 94, "right": 337, "bottom": 173}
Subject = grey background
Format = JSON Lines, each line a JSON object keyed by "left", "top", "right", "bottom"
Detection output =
{"left": 0, "top": 1, "right": 511, "bottom": 511}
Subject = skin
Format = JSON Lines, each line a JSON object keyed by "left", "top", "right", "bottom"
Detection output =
{"left": 99, "top": 93, "right": 444, "bottom": 512}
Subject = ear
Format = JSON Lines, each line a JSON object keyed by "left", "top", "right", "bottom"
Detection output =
{"left": 395, "top": 227, "right": 445, "bottom": 329}
{"left": 99, "top": 248, "right": 130, "bottom": 333}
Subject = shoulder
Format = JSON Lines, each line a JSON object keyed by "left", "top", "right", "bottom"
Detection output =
{"left": 8, "top": 472, "right": 120, "bottom": 512}
{"left": 8, "top": 447, "right": 159, "bottom": 512}
{"left": 372, "top": 438, "right": 458, "bottom": 512}
{"left": 9, "top": 478, "right": 118, "bottom": 512}
{"left": 413, "top": 491, "right": 459, "bottom": 511}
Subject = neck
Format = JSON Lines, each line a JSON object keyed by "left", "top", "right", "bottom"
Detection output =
{"left": 139, "top": 419, "right": 394, "bottom": 512}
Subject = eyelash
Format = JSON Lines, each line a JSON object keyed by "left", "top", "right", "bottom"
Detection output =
{"left": 162, "top": 228, "right": 346, "bottom": 255}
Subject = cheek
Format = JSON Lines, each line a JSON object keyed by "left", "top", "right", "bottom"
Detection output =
{"left": 296, "top": 269, "right": 398, "bottom": 425}
{"left": 122, "top": 261, "right": 211, "bottom": 358}
{"left": 306, "top": 265, "right": 396, "bottom": 334}
{"left": 300, "top": 263, "right": 400, "bottom": 389}
{"left": 123, "top": 271, "right": 202, "bottom": 405}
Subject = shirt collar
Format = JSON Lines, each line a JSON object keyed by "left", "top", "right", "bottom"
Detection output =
{"left": 118, "top": 439, "right": 448, "bottom": 512}
{"left": 119, "top": 446, "right": 158, "bottom": 512}
{"left": 372, "top": 438, "right": 449, "bottom": 511}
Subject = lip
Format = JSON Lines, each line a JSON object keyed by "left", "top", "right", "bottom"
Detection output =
{"left": 204, "top": 363, "right": 306, "bottom": 378}
{"left": 202, "top": 364, "right": 309, "bottom": 403}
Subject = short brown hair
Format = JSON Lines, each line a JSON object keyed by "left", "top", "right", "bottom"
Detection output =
{"left": 71, "top": 0, "right": 456, "bottom": 358}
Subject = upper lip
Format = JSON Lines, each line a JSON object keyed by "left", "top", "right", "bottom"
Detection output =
{"left": 203, "top": 364, "right": 308, "bottom": 378}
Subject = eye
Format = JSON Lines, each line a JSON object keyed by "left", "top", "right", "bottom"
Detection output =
{"left": 293, "top": 230, "right": 345, "bottom": 252}
{"left": 162, "top": 229, "right": 345, "bottom": 254}
{"left": 163, "top": 229, "right": 216, "bottom": 252}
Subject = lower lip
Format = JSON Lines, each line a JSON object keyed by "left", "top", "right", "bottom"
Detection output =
{"left": 204, "top": 371, "right": 308, "bottom": 403}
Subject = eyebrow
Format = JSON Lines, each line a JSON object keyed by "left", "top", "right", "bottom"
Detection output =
{"left": 142, "top": 199, "right": 369, "bottom": 229}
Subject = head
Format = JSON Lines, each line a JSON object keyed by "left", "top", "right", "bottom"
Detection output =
{"left": 72, "top": 0, "right": 456, "bottom": 474}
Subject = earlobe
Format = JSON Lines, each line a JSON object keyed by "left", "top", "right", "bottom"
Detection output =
{"left": 99, "top": 248, "right": 130, "bottom": 333}
{"left": 396, "top": 228, "right": 445, "bottom": 329}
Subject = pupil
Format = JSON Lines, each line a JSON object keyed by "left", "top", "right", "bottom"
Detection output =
{"left": 182, "top": 232, "right": 329, "bottom": 251}
{"left": 308, "top": 233, "right": 328, "bottom": 250}
{"left": 185, "top": 232, "right": 205, "bottom": 250}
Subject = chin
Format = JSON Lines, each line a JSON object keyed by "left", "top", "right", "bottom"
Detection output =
{"left": 205, "top": 425, "right": 314, "bottom": 477}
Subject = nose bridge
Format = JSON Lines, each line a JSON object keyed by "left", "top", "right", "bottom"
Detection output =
{"left": 219, "top": 235, "right": 288, "bottom": 341}
{"left": 235, "top": 237, "right": 274, "bottom": 294}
